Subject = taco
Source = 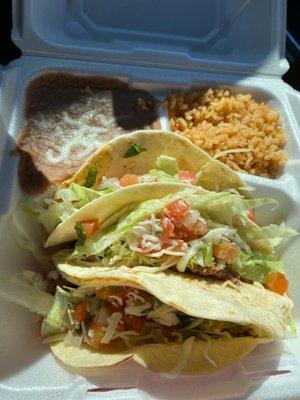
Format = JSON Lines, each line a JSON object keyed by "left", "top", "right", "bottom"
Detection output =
{"left": 49, "top": 184, "right": 297, "bottom": 296}
{"left": 21, "top": 130, "right": 246, "bottom": 244}
{"left": 64, "top": 129, "right": 245, "bottom": 192}
{"left": 0, "top": 268, "right": 293, "bottom": 375}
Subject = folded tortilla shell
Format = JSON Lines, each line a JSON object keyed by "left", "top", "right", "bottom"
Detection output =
{"left": 51, "top": 337, "right": 264, "bottom": 375}
{"left": 64, "top": 129, "right": 245, "bottom": 193}
{"left": 46, "top": 182, "right": 203, "bottom": 247}
{"left": 57, "top": 264, "right": 293, "bottom": 339}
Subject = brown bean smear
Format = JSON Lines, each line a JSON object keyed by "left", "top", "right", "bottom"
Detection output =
{"left": 165, "top": 89, "right": 287, "bottom": 179}
{"left": 17, "top": 73, "right": 161, "bottom": 193}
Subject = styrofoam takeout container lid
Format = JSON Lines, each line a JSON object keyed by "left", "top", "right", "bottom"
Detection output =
{"left": 12, "top": 0, "right": 288, "bottom": 76}
{"left": 0, "top": 0, "right": 300, "bottom": 399}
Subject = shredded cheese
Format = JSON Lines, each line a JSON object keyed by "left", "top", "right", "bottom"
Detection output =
{"left": 203, "top": 339, "right": 217, "bottom": 368}
{"left": 63, "top": 331, "right": 83, "bottom": 347}
{"left": 148, "top": 305, "right": 180, "bottom": 326}
{"left": 125, "top": 301, "right": 151, "bottom": 316}
{"left": 101, "top": 312, "right": 122, "bottom": 344}
{"left": 167, "top": 336, "right": 195, "bottom": 376}
{"left": 67, "top": 309, "right": 75, "bottom": 325}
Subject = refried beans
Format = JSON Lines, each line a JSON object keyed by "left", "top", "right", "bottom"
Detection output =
{"left": 17, "top": 74, "right": 160, "bottom": 193}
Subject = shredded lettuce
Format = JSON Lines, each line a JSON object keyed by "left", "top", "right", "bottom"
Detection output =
{"left": 203, "top": 242, "right": 213, "bottom": 265}
{"left": 20, "top": 182, "right": 115, "bottom": 234}
{"left": 20, "top": 199, "right": 43, "bottom": 218}
{"left": 38, "top": 201, "right": 66, "bottom": 232}
{"left": 229, "top": 253, "right": 284, "bottom": 283}
{"left": 45, "top": 286, "right": 71, "bottom": 329}
{"left": 7, "top": 215, "right": 51, "bottom": 265}
{"left": 188, "top": 192, "right": 277, "bottom": 227}
{"left": 0, "top": 271, "right": 53, "bottom": 316}
{"left": 69, "top": 183, "right": 103, "bottom": 207}
{"left": 259, "top": 223, "right": 298, "bottom": 248}
{"left": 20, "top": 198, "right": 64, "bottom": 233}
{"left": 155, "top": 155, "right": 179, "bottom": 176}
{"left": 149, "top": 169, "right": 179, "bottom": 183}
{"left": 177, "top": 240, "right": 203, "bottom": 272}
{"left": 237, "top": 221, "right": 297, "bottom": 255}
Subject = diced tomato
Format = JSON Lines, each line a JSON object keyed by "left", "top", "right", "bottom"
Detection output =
{"left": 123, "top": 315, "right": 146, "bottom": 331}
{"left": 81, "top": 219, "right": 100, "bottom": 239}
{"left": 179, "top": 170, "right": 196, "bottom": 183}
{"left": 173, "top": 225, "right": 197, "bottom": 241}
{"left": 213, "top": 240, "right": 241, "bottom": 263}
{"left": 104, "top": 302, "right": 122, "bottom": 315}
{"left": 90, "top": 322, "right": 105, "bottom": 346}
{"left": 160, "top": 217, "right": 175, "bottom": 240}
{"left": 164, "top": 199, "right": 190, "bottom": 221}
{"left": 73, "top": 302, "right": 87, "bottom": 323}
{"left": 116, "top": 320, "right": 127, "bottom": 332}
{"left": 161, "top": 324, "right": 176, "bottom": 337}
{"left": 247, "top": 210, "right": 256, "bottom": 223}
{"left": 266, "top": 272, "right": 289, "bottom": 295}
{"left": 119, "top": 174, "right": 139, "bottom": 187}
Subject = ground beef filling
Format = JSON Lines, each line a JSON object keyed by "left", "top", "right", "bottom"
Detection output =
{"left": 188, "top": 263, "right": 240, "bottom": 282}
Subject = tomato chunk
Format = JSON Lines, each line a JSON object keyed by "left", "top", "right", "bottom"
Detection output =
{"left": 119, "top": 174, "right": 139, "bottom": 187}
{"left": 213, "top": 240, "right": 241, "bottom": 263}
{"left": 266, "top": 272, "right": 288, "bottom": 295}
{"left": 73, "top": 302, "right": 87, "bottom": 323}
{"left": 82, "top": 219, "right": 100, "bottom": 239}
{"left": 160, "top": 217, "right": 175, "bottom": 240}
{"left": 164, "top": 199, "right": 190, "bottom": 221}
{"left": 179, "top": 170, "right": 196, "bottom": 183}
{"left": 161, "top": 324, "right": 176, "bottom": 337}
{"left": 247, "top": 210, "right": 256, "bottom": 223}
{"left": 123, "top": 315, "right": 146, "bottom": 331}
{"left": 173, "top": 225, "right": 197, "bottom": 241}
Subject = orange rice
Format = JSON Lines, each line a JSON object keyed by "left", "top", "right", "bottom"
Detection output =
{"left": 166, "top": 89, "right": 287, "bottom": 178}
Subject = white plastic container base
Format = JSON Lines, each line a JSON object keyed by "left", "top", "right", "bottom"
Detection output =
{"left": 1, "top": 1, "right": 300, "bottom": 399}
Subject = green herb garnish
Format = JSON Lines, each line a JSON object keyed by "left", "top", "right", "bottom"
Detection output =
{"left": 75, "top": 222, "right": 86, "bottom": 246}
{"left": 124, "top": 144, "right": 146, "bottom": 158}
{"left": 84, "top": 167, "right": 98, "bottom": 188}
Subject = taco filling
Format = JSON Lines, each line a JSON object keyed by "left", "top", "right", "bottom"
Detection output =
{"left": 20, "top": 155, "right": 199, "bottom": 234}
{"left": 0, "top": 271, "right": 270, "bottom": 349}
{"left": 54, "top": 188, "right": 296, "bottom": 296}
{"left": 54, "top": 285, "right": 266, "bottom": 348}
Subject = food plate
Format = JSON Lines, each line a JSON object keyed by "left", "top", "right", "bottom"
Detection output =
{"left": 0, "top": 0, "right": 300, "bottom": 399}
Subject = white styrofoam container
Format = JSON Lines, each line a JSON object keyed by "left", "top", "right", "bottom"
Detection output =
{"left": 1, "top": 1, "right": 300, "bottom": 399}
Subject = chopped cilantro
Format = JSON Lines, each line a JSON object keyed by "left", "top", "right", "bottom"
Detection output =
{"left": 124, "top": 144, "right": 146, "bottom": 158}
{"left": 75, "top": 222, "right": 86, "bottom": 246}
{"left": 84, "top": 167, "right": 98, "bottom": 188}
